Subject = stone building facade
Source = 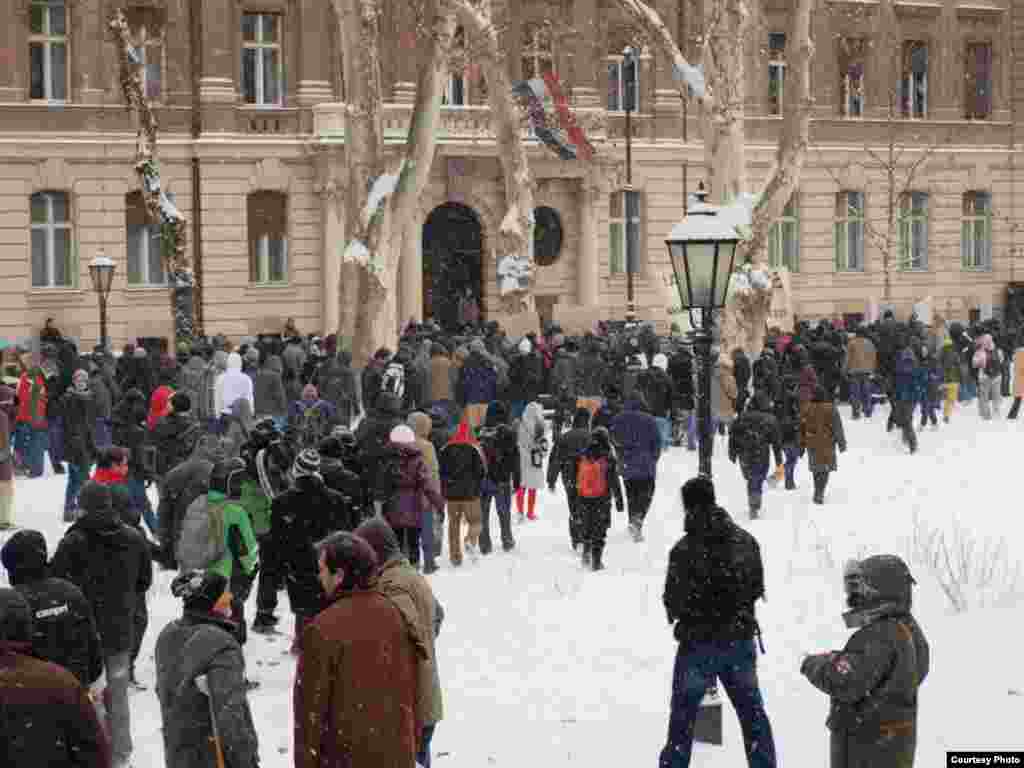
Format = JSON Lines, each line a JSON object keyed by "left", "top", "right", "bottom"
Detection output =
{"left": 0, "top": 0, "right": 1020, "bottom": 348}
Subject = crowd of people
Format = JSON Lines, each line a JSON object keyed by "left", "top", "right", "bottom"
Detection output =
{"left": 0, "top": 306, "right": 991, "bottom": 768}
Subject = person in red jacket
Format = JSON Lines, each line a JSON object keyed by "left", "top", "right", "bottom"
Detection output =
{"left": 15, "top": 364, "right": 48, "bottom": 477}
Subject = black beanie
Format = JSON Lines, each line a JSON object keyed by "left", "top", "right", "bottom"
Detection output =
{"left": 1, "top": 529, "right": 48, "bottom": 580}
{"left": 78, "top": 481, "right": 112, "bottom": 515}
{"left": 171, "top": 392, "right": 192, "bottom": 413}
{"left": 0, "top": 588, "right": 32, "bottom": 643}
{"left": 171, "top": 570, "right": 229, "bottom": 613}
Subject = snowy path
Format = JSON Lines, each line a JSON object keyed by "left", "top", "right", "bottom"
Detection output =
{"left": 4, "top": 400, "right": 1023, "bottom": 766}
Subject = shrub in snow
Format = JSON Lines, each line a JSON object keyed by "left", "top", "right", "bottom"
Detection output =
{"left": 910, "top": 511, "right": 1022, "bottom": 613}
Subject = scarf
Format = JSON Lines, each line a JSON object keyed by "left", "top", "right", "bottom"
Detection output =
{"left": 842, "top": 601, "right": 905, "bottom": 629}
{"left": 446, "top": 417, "right": 478, "bottom": 447}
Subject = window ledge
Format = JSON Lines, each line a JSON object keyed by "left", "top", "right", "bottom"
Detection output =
{"left": 244, "top": 283, "right": 296, "bottom": 297}
{"left": 26, "top": 288, "right": 85, "bottom": 305}
{"left": 834, "top": 269, "right": 867, "bottom": 275}
{"left": 123, "top": 285, "right": 169, "bottom": 300}
{"left": 898, "top": 268, "right": 930, "bottom": 273}
{"left": 962, "top": 266, "right": 993, "bottom": 273}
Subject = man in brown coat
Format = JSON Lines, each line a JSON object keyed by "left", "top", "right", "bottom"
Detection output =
{"left": 295, "top": 531, "right": 428, "bottom": 768}
{"left": 844, "top": 330, "right": 878, "bottom": 420}
{"left": 355, "top": 517, "right": 445, "bottom": 768}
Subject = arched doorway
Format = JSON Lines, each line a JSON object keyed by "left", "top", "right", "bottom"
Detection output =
{"left": 422, "top": 202, "right": 484, "bottom": 332}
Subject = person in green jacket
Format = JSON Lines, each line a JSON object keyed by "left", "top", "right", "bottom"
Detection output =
{"left": 206, "top": 457, "right": 259, "bottom": 647}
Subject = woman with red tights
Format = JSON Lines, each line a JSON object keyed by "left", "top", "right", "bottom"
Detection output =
{"left": 515, "top": 401, "right": 547, "bottom": 522}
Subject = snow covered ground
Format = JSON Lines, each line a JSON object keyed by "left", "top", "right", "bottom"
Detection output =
{"left": 3, "top": 399, "right": 1023, "bottom": 767}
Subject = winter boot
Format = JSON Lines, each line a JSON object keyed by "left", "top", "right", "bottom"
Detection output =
{"left": 812, "top": 473, "right": 825, "bottom": 505}
{"left": 628, "top": 520, "right": 643, "bottom": 542}
{"left": 749, "top": 493, "right": 762, "bottom": 519}
{"left": 784, "top": 476, "right": 797, "bottom": 491}
{"left": 581, "top": 544, "right": 592, "bottom": 568}
{"left": 591, "top": 546, "right": 605, "bottom": 571}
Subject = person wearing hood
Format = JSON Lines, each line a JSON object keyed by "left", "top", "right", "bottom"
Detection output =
{"left": 547, "top": 407, "right": 592, "bottom": 551}
{"left": 176, "top": 350, "right": 207, "bottom": 418}
{"left": 355, "top": 391, "right": 404, "bottom": 516}
{"left": 572, "top": 426, "right": 623, "bottom": 570}
{"left": 408, "top": 411, "right": 443, "bottom": 573}
{"left": 269, "top": 449, "right": 347, "bottom": 650}
{"left": 801, "top": 555, "right": 929, "bottom": 768}
{"left": 295, "top": 531, "right": 427, "bottom": 768}
{"left": 0, "top": 588, "right": 110, "bottom": 768}
{"left": 147, "top": 376, "right": 175, "bottom": 432}
{"left": 199, "top": 349, "right": 228, "bottom": 432}
{"left": 800, "top": 384, "right": 848, "bottom": 504}
{"left": 458, "top": 339, "right": 499, "bottom": 428}
{"left": 390, "top": 425, "right": 446, "bottom": 568}
{"left": 88, "top": 361, "right": 114, "bottom": 450}
{"left": 150, "top": 392, "right": 201, "bottom": 478}
{"left": 355, "top": 517, "right": 445, "bottom": 767}
{"left": 314, "top": 349, "right": 358, "bottom": 428}
{"left": 660, "top": 476, "right": 775, "bottom": 768}
{"left": 50, "top": 481, "right": 152, "bottom": 768}
{"left": 610, "top": 393, "right": 661, "bottom": 541}
{"left": 61, "top": 368, "right": 98, "bottom": 521}
{"left": 315, "top": 435, "right": 365, "bottom": 530}
{"left": 254, "top": 353, "right": 289, "bottom": 427}
{"left": 508, "top": 337, "right": 545, "bottom": 420}
{"left": 890, "top": 348, "right": 919, "bottom": 454}
{"left": 218, "top": 352, "right": 255, "bottom": 425}
{"left": 361, "top": 347, "right": 392, "bottom": 414}
{"left": 1, "top": 529, "right": 103, "bottom": 687}
{"left": 971, "top": 332, "right": 1003, "bottom": 420}
{"left": 729, "top": 391, "right": 783, "bottom": 517}
{"left": 156, "top": 570, "right": 260, "bottom": 768}
{"left": 515, "top": 401, "right": 547, "bottom": 523}
{"left": 438, "top": 418, "right": 487, "bottom": 566}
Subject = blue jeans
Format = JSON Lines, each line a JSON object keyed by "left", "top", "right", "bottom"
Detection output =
{"left": 15, "top": 423, "right": 44, "bottom": 476}
{"left": 687, "top": 413, "right": 719, "bottom": 452}
{"left": 659, "top": 639, "right": 776, "bottom": 768}
{"left": 65, "top": 463, "right": 90, "bottom": 512}
{"left": 47, "top": 416, "right": 64, "bottom": 468}
{"left": 783, "top": 443, "right": 800, "bottom": 487}
{"left": 127, "top": 476, "right": 156, "bottom": 533}
{"left": 480, "top": 479, "right": 515, "bottom": 553}
{"left": 848, "top": 372, "right": 873, "bottom": 418}
{"left": 94, "top": 418, "right": 113, "bottom": 450}
{"left": 420, "top": 503, "right": 438, "bottom": 567}
{"left": 655, "top": 417, "right": 671, "bottom": 452}
{"left": 742, "top": 461, "right": 769, "bottom": 500}
{"left": 959, "top": 377, "right": 977, "bottom": 402}
{"left": 418, "top": 723, "right": 437, "bottom": 768}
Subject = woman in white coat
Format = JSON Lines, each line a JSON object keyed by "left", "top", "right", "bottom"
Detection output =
{"left": 516, "top": 401, "right": 547, "bottom": 522}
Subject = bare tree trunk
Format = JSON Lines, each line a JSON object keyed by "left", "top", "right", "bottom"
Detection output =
{"left": 452, "top": 0, "right": 536, "bottom": 314}
{"left": 702, "top": 0, "right": 749, "bottom": 205}
{"left": 109, "top": 10, "right": 195, "bottom": 345}
{"left": 332, "top": 0, "right": 453, "bottom": 362}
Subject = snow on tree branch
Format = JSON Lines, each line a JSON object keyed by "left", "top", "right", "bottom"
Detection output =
{"left": 109, "top": 8, "right": 194, "bottom": 342}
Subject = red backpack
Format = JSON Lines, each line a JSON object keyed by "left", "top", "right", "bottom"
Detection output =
{"left": 576, "top": 456, "right": 609, "bottom": 498}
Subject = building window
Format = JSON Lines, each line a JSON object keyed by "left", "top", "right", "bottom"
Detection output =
{"left": 533, "top": 206, "right": 563, "bottom": 267}
{"left": 29, "top": 0, "right": 68, "bottom": 101}
{"left": 522, "top": 23, "right": 554, "bottom": 80}
{"left": 125, "top": 191, "right": 171, "bottom": 286}
{"left": 30, "top": 191, "right": 74, "bottom": 288}
{"left": 242, "top": 12, "right": 282, "bottom": 106}
{"left": 838, "top": 37, "right": 866, "bottom": 117}
{"left": 607, "top": 47, "right": 640, "bottom": 112}
{"left": 134, "top": 24, "right": 163, "bottom": 101}
{"left": 609, "top": 189, "right": 640, "bottom": 275}
{"left": 898, "top": 191, "right": 929, "bottom": 270}
{"left": 248, "top": 191, "right": 288, "bottom": 284}
{"left": 768, "top": 32, "right": 786, "bottom": 115}
{"left": 900, "top": 41, "right": 927, "bottom": 118}
{"left": 768, "top": 196, "right": 799, "bottom": 272}
{"left": 962, "top": 191, "right": 992, "bottom": 270}
{"left": 443, "top": 26, "right": 468, "bottom": 106}
{"left": 834, "top": 190, "right": 864, "bottom": 271}
{"left": 965, "top": 42, "right": 992, "bottom": 120}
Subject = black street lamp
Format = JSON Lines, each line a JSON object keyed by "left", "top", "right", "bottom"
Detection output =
{"left": 665, "top": 181, "right": 739, "bottom": 479}
{"left": 623, "top": 44, "right": 637, "bottom": 324}
{"left": 88, "top": 249, "right": 116, "bottom": 352}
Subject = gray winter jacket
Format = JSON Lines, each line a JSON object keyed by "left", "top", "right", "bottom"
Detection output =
{"left": 155, "top": 612, "right": 260, "bottom": 768}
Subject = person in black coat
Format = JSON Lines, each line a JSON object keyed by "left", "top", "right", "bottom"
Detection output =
{"left": 112, "top": 387, "right": 153, "bottom": 530}
{"left": 49, "top": 481, "right": 153, "bottom": 768}
{"left": 547, "top": 407, "right": 593, "bottom": 551}
{"left": 62, "top": 369, "right": 97, "bottom": 520}
{"left": 732, "top": 348, "right": 752, "bottom": 415}
{"left": 269, "top": 450, "right": 347, "bottom": 644}
{"left": 728, "top": 391, "right": 783, "bottom": 518}
{"left": 660, "top": 476, "right": 776, "bottom": 768}
{"left": 149, "top": 392, "right": 200, "bottom": 478}
{"left": 572, "top": 427, "right": 623, "bottom": 571}
{"left": 361, "top": 348, "right": 392, "bottom": 414}
{"left": 317, "top": 435, "right": 364, "bottom": 531}
{"left": 355, "top": 391, "right": 404, "bottom": 511}
{"left": 110, "top": 485, "right": 152, "bottom": 689}
{"left": 155, "top": 435, "right": 225, "bottom": 568}
{"left": 477, "top": 401, "right": 521, "bottom": 555}
{"left": 1, "top": 529, "right": 103, "bottom": 687}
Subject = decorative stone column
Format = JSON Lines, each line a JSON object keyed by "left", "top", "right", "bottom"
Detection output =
{"left": 199, "top": 1, "right": 237, "bottom": 131}
{"left": 317, "top": 177, "right": 345, "bottom": 335}
{"left": 577, "top": 176, "right": 602, "bottom": 306}
{"left": 297, "top": 0, "right": 333, "bottom": 106}
{"left": 571, "top": 0, "right": 600, "bottom": 107}
{"left": 397, "top": 208, "right": 424, "bottom": 326}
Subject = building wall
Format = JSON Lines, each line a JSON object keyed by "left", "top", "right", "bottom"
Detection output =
{"left": 0, "top": 0, "right": 1020, "bottom": 349}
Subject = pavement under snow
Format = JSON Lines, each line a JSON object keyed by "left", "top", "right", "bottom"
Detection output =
{"left": 2, "top": 399, "right": 1022, "bottom": 766}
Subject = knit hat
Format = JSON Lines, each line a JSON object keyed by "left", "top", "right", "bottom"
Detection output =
{"left": 302, "top": 383, "right": 319, "bottom": 400}
{"left": 171, "top": 392, "right": 191, "bottom": 413}
{"left": 469, "top": 339, "right": 487, "bottom": 355}
{"left": 78, "top": 481, "right": 112, "bottom": 514}
{"left": 518, "top": 338, "right": 532, "bottom": 354}
{"left": 245, "top": 347, "right": 261, "bottom": 364}
{"left": 171, "top": 570, "right": 229, "bottom": 613}
{"left": 1, "top": 529, "right": 48, "bottom": 578}
{"left": 389, "top": 424, "right": 416, "bottom": 445}
{"left": 292, "top": 449, "right": 322, "bottom": 479}
{"left": 72, "top": 369, "right": 89, "bottom": 391}
{"left": 134, "top": 347, "right": 148, "bottom": 359}
{"left": 353, "top": 517, "right": 402, "bottom": 563}
{"left": 0, "top": 588, "right": 32, "bottom": 643}
{"left": 652, "top": 353, "right": 669, "bottom": 371}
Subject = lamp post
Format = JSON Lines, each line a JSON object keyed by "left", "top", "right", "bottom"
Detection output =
{"left": 88, "top": 249, "right": 116, "bottom": 352}
{"left": 665, "top": 181, "right": 739, "bottom": 479}
{"left": 623, "top": 44, "right": 637, "bottom": 324}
